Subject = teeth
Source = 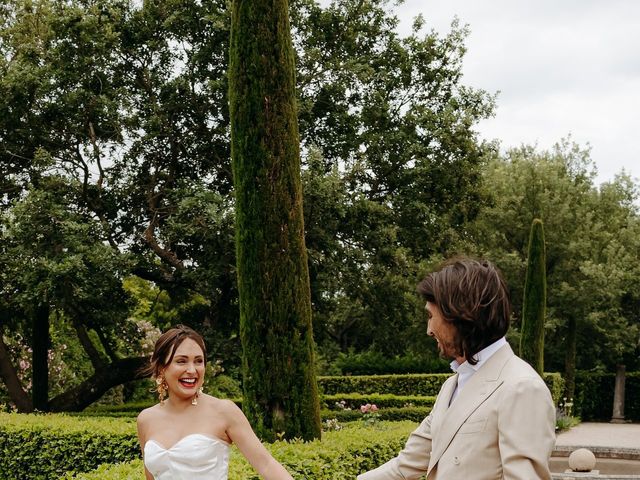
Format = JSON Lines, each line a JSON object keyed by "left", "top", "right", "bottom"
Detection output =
{"left": 180, "top": 378, "right": 196, "bottom": 383}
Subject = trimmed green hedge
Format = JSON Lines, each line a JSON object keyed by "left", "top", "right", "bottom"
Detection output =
{"left": 322, "top": 393, "right": 436, "bottom": 410}
{"left": 75, "top": 407, "right": 428, "bottom": 424}
{"left": 319, "top": 372, "right": 565, "bottom": 405}
{"left": 0, "top": 413, "right": 138, "bottom": 480}
{"left": 66, "top": 421, "right": 417, "bottom": 479}
{"left": 318, "top": 373, "right": 450, "bottom": 396}
{"left": 79, "top": 399, "right": 242, "bottom": 418}
{"left": 332, "top": 350, "right": 450, "bottom": 375}
{"left": 574, "top": 371, "right": 640, "bottom": 421}
{"left": 322, "top": 406, "right": 431, "bottom": 423}
{"left": 1, "top": 412, "right": 419, "bottom": 480}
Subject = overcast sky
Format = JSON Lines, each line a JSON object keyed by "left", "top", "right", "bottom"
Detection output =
{"left": 388, "top": 0, "right": 640, "bottom": 187}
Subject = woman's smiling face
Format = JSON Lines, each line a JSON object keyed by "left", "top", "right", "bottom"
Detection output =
{"left": 162, "top": 338, "right": 205, "bottom": 399}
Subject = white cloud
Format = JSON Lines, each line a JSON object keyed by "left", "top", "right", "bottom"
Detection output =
{"left": 395, "top": 0, "right": 640, "bottom": 186}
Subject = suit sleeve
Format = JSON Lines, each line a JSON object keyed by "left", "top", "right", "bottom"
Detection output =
{"left": 497, "top": 376, "right": 556, "bottom": 480}
{"left": 357, "top": 413, "right": 433, "bottom": 480}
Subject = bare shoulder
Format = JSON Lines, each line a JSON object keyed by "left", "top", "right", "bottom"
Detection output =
{"left": 202, "top": 395, "right": 245, "bottom": 423}
{"left": 206, "top": 395, "right": 242, "bottom": 414}
{"left": 137, "top": 404, "right": 161, "bottom": 427}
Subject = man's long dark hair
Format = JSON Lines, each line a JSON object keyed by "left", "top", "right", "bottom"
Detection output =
{"left": 417, "top": 257, "right": 511, "bottom": 365}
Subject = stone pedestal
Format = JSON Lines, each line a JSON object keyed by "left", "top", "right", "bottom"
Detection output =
{"left": 611, "top": 364, "right": 626, "bottom": 424}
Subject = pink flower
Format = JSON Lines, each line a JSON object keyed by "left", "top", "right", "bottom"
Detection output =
{"left": 360, "top": 405, "right": 368, "bottom": 413}
{"left": 371, "top": 404, "right": 378, "bottom": 412}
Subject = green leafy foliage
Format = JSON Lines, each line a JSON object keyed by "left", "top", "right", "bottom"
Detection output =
{"left": 0, "top": 413, "right": 138, "bottom": 480}
{"left": 229, "top": 0, "right": 321, "bottom": 440}
{"left": 61, "top": 421, "right": 417, "bottom": 480}
{"left": 322, "top": 393, "right": 435, "bottom": 410}
{"left": 319, "top": 373, "right": 451, "bottom": 396}
{"left": 319, "top": 372, "right": 564, "bottom": 405}
{"left": 1, "top": 0, "right": 493, "bottom": 412}
{"left": 469, "top": 141, "right": 640, "bottom": 388}
{"left": 330, "top": 349, "right": 450, "bottom": 375}
{"left": 573, "top": 371, "right": 640, "bottom": 421}
{"left": 323, "top": 406, "right": 431, "bottom": 423}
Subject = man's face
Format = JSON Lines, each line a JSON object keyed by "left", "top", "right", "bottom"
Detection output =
{"left": 426, "top": 301, "right": 459, "bottom": 360}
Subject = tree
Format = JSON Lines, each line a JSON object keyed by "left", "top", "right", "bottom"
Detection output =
{"left": 0, "top": 175, "right": 151, "bottom": 411}
{"left": 293, "top": 1, "right": 494, "bottom": 356}
{"left": 470, "top": 140, "right": 640, "bottom": 399}
{"left": 520, "top": 218, "right": 546, "bottom": 374}
{"left": 228, "top": 0, "right": 321, "bottom": 440}
{"left": 1, "top": 0, "right": 495, "bottom": 409}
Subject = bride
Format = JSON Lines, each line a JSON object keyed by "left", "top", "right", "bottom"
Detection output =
{"left": 137, "top": 325, "right": 293, "bottom": 480}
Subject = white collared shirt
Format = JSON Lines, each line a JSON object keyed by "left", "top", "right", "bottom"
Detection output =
{"left": 449, "top": 336, "right": 507, "bottom": 404}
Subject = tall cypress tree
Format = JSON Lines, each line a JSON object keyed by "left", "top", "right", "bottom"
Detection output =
{"left": 228, "top": 0, "right": 321, "bottom": 440}
{"left": 520, "top": 218, "right": 547, "bottom": 375}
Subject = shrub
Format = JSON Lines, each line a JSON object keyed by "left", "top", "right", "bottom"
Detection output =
{"left": 0, "top": 413, "right": 138, "bottom": 480}
{"left": 81, "top": 397, "right": 242, "bottom": 417}
{"left": 318, "top": 373, "right": 451, "bottom": 396}
{"left": 319, "top": 372, "right": 564, "bottom": 405}
{"left": 322, "top": 406, "right": 431, "bottom": 423}
{"left": 543, "top": 372, "right": 564, "bottom": 406}
{"left": 333, "top": 350, "right": 450, "bottom": 375}
{"left": 67, "top": 421, "right": 417, "bottom": 479}
{"left": 322, "top": 393, "right": 435, "bottom": 410}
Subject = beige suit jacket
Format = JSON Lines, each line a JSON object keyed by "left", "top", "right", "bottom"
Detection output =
{"left": 357, "top": 344, "right": 556, "bottom": 480}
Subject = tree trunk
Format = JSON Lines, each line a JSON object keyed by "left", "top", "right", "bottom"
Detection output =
{"left": 0, "top": 333, "right": 33, "bottom": 412}
{"left": 229, "top": 0, "right": 321, "bottom": 441}
{"left": 48, "top": 356, "right": 149, "bottom": 411}
{"left": 520, "top": 218, "right": 546, "bottom": 375}
{"left": 32, "top": 303, "right": 50, "bottom": 411}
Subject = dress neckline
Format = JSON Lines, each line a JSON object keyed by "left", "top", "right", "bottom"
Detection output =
{"left": 145, "top": 433, "right": 231, "bottom": 451}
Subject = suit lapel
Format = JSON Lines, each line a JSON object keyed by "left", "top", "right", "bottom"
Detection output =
{"left": 428, "top": 344, "right": 514, "bottom": 469}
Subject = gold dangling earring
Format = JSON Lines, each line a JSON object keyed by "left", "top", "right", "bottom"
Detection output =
{"left": 192, "top": 387, "right": 203, "bottom": 406}
{"left": 156, "top": 376, "right": 168, "bottom": 405}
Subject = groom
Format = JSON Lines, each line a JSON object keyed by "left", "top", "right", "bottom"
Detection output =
{"left": 358, "top": 257, "right": 556, "bottom": 480}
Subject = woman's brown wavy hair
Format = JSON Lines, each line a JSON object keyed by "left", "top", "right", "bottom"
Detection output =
{"left": 140, "top": 324, "right": 207, "bottom": 378}
{"left": 417, "top": 257, "right": 511, "bottom": 365}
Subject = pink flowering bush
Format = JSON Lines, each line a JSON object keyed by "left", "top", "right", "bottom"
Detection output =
{"left": 360, "top": 403, "right": 380, "bottom": 427}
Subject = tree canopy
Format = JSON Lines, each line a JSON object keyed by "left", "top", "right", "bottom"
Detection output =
{"left": 1, "top": 0, "right": 637, "bottom": 412}
{"left": 1, "top": 0, "right": 492, "bottom": 410}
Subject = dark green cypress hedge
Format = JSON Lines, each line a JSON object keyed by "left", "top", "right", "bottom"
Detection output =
{"left": 520, "top": 218, "right": 547, "bottom": 375}
{"left": 228, "top": 0, "right": 321, "bottom": 441}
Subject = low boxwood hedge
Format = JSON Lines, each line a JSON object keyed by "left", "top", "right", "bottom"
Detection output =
{"left": 319, "top": 372, "right": 565, "bottom": 405}
{"left": 75, "top": 406, "right": 429, "bottom": 424}
{"left": 322, "top": 406, "right": 431, "bottom": 423}
{"left": 322, "top": 393, "right": 436, "bottom": 410}
{"left": 318, "top": 373, "right": 450, "bottom": 396}
{"left": 0, "top": 413, "right": 138, "bottom": 480}
{"left": 2, "top": 412, "right": 420, "bottom": 480}
{"left": 65, "top": 421, "right": 417, "bottom": 480}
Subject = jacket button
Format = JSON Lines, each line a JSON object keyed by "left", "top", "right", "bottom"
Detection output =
{"left": 453, "top": 456, "right": 460, "bottom": 465}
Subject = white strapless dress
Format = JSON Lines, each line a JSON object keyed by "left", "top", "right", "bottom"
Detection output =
{"left": 144, "top": 433, "right": 230, "bottom": 480}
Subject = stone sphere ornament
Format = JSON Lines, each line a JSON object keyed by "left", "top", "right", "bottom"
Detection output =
{"left": 568, "top": 448, "right": 597, "bottom": 472}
